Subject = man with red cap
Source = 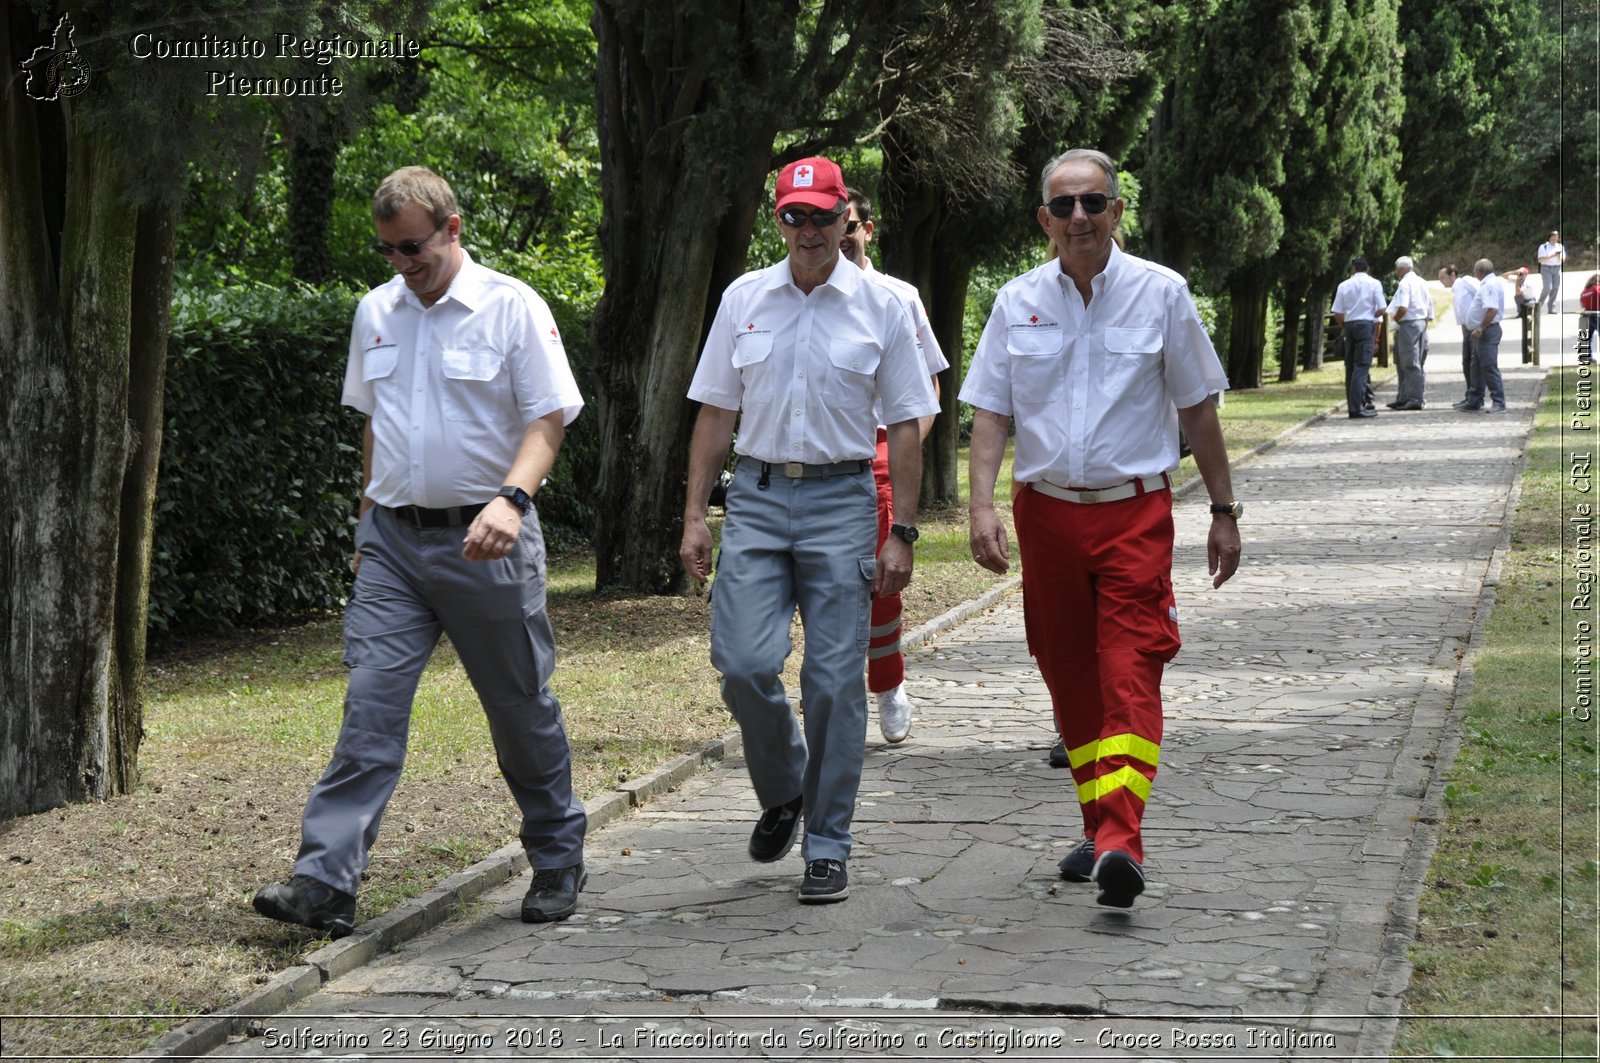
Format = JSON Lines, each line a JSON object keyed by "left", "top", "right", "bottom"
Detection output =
{"left": 680, "top": 156, "right": 938, "bottom": 903}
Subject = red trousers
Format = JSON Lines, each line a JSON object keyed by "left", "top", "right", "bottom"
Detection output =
{"left": 868, "top": 430, "right": 904, "bottom": 693}
{"left": 1014, "top": 483, "right": 1181, "bottom": 863}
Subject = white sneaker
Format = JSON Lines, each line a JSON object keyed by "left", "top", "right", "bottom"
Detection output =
{"left": 877, "top": 685, "right": 912, "bottom": 743}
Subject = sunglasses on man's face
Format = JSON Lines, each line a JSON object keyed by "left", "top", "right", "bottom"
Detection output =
{"left": 1045, "top": 193, "right": 1111, "bottom": 218}
{"left": 778, "top": 206, "right": 846, "bottom": 229}
{"left": 373, "top": 219, "right": 446, "bottom": 258}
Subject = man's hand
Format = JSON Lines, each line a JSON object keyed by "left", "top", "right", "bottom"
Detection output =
{"left": 1207, "top": 516, "right": 1242, "bottom": 588}
{"left": 969, "top": 503, "right": 1011, "bottom": 574}
{"left": 680, "top": 516, "right": 714, "bottom": 587}
{"left": 462, "top": 496, "right": 523, "bottom": 561}
{"left": 875, "top": 535, "right": 913, "bottom": 597}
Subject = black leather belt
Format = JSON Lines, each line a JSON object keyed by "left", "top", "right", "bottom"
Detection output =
{"left": 385, "top": 503, "right": 488, "bottom": 528}
{"left": 738, "top": 456, "right": 870, "bottom": 479}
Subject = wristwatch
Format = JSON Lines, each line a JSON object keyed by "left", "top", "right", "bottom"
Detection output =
{"left": 889, "top": 523, "right": 920, "bottom": 544}
{"left": 497, "top": 485, "right": 532, "bottom": 514}
{"left": 1209, "top": 501, "right": 1244, "bottom": 519}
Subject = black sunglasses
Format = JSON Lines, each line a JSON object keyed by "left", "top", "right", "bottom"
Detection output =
{"left": 373, "top": 219, "right": 447, "bottom": 258}
{"left": 1045, "top": 193, "right": 1111, "bottom": 217}
{"left": 778, "top": 206, "right": 846, "bottom": 229}
{"left": 844, "top": 219, "right": 863, "bottom": 235}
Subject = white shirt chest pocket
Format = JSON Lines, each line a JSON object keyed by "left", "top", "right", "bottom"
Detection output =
{"left": 824, "top": 338, "right": 881, "bottom": 407}
{"left": 440, "top": 346, "right": 507, "bottom": 422}
{"left": 1005, "top": 328, "right": 1064, "bottom": 404}
{"left": 732, "top": 333, "right": 776, "bottom": 407}
{"left": 362, "top": 345, "right": 400, "bottom": 382}
{"left": 1101, "top": 326, "right": 1162, "bottom": 396}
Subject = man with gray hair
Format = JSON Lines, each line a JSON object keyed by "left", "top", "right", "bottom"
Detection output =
{"left": 254, "top": 166, "right": 590, "bottom": 936}
{"left": 1385, "top": 255, "right": 1431, "bottom": 410}
{"left": 1457, "top": 258, "right": 1507, "bottom": 413}
{"left": 962, "top": 147, "right": 1241, "bottom": 909}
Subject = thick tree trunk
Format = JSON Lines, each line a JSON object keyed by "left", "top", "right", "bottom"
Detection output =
{"left": 1303, "top": 291, "right": 1328, "bottom": 370}
{"left": 1, "top": 73, "right": 141, "bottom": 816}
{"left": 588, "top": 0, "right": 787, "bottom": 594}
{"left": 288, "top": 103, "right": 338, "bottom": 285}
{"left": 1226, "top": 277, "right": 1269, "bottom": 390}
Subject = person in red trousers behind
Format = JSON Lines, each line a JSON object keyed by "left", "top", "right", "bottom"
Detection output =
{"left": 839, "top": 185, "right": 948, "bottom": 743}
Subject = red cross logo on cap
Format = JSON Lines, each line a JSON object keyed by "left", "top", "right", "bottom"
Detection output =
{"left": 794, "top": 164, "right": 813, "bottom": 187}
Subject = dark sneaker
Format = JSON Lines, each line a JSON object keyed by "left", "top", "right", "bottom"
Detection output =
{"left": 252, "top": 875, "right": 357, "bottom": 938}
{"left": 798, "top": 858, "right": 849, "bottom": 903}
{"left": 1092, "top": 849, "right": 1146, "bottom": 908}
{"left": 1057, "top": 836, "right": 1096, "bottom": 882}
{"left": 1047, "top": 740, "right": 1070, "bottom": 768}
{"left": 521, "top": 863, "right": 587, "bottom": 923}
{"left": 748, "top": 795, "right": 803, "bottom": 863}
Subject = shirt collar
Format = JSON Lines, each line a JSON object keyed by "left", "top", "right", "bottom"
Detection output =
{"left": 385, "top": 249, "right": 482, "bottom": 312}
{"left": 1053, "top": 240, "right": 1126, "bottom": 300}
{"left": 768, "top": 251, "right": 858, "bottom": 295}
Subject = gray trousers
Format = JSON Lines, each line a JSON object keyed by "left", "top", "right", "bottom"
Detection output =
{"left": 1465, "top": 323, "right": 1506, "bottom": 408}
{"left": 1541, "top": 265, "right": 1561, "bottom": 313}
{"left": 1394, "top": 318, "right": 1427, "bottom": 406}
{"left": 1343, "top": 320, "right": 1374, "bottom": 414}
{"left": 294, "top": 504, "right": 586, "bottom": 896}
{"left": 1459, "top": 326, "right": 1477, "bottom": 398}
{"left": 710, "top": 459, "right": 877, "bottom": 863}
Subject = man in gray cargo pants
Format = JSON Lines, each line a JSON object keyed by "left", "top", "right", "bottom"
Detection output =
{"left": 253, "top": 166, "right": 587, "bottom": 937}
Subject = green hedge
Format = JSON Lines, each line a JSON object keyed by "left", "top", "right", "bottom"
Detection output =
{"left": 151, "top": 279, "right": 598, "bottom": 636}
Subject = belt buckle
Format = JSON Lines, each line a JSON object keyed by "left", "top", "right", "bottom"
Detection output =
{"left": 784, "top": 461, "right": 806, "bottom": 478}
{"left": 1077, "top": 487, "right": 1103, "bottom": 504}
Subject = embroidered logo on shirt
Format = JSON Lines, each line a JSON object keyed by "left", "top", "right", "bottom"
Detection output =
{"left": 366, "top": 334, "right": 398, "bottom": 352}
{"left": 1008, "top": 315, "right": 1059, "bottom": 331}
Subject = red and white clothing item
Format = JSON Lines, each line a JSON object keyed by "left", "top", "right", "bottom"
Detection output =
{"left": 960, "top": 243, "right": 1227, "bottom": 863}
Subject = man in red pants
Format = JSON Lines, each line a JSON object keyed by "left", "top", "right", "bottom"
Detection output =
{"left": 961, "top": 148, "right": 1241, "bottom": 908}
{"left": 841, "top": 187, "right": 948, "bottom": 743}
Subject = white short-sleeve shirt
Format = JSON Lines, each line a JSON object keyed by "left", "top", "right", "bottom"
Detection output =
{"left": 959, "top": 243, "right": 1228, "bottom": 490}
{"left": 1331, "top": 272, "right": 1387, "bottom": 321}
{"left": 861, "top": 261, "right": 949, "bottom": 426}
{"left": 1465, "top": 274, "right": 1507, "bottom": 329}
{"left": 1449, "top": 275, "right": 1480, "bottom": 326}
{"left": 1387, "top": 270, "right": 1432, "bottom": 321}
{"left": 687, "top": 254, "right": 939, "bottom": 464}
{"left": 342, "top": 251, "right": 584, "bottom": 509}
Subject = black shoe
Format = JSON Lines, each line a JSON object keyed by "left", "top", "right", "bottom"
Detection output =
{"left": 521, "top": 863, "right": 586, "bottom": 922}
{"left": 253, "top": 875, "right": 357, "bottom": 938}
{"left": 748, "top": 795, "right": 803, "bottom": 862}
{"left": 1047, "top": 740, "right": 1070, "bottom": 768}
{"left": 1092, "top": 849, "right": 1146, "bottom": 908}
{"left": 798, "top": 858, "right": 849, "bottom": 903}
{"left": 1058, "top": 836, "right": 1096, "bottom": 882}
{"left": 1452, "top": 401, "right": 1482, "bottom": 410}
{"left": 1485, "top": 405, "right": 1506, "bottom": 414}
{"left": 1395, "top": 402, "right": 1424, "bottom": 411}
{"left": 1384, "top": 401, "right": 1405, "bottom": 409}
{"left": 1363, "top": 403, "right": 1376, "bottom": 412}
{"left": 1348, "top": 410, "right": 1376, "bottom": 418}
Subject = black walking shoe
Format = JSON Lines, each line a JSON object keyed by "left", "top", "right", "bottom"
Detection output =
{"left": 521, "top": 863, "right": 587, "bottom": 922}
{"left": 1092, "top": 850, "right": 1146, "bottom": 908}
{"left": 1047, "top": 740, "right": 1070, "bottom": 768}
{"left": 1058, "top": 836, "right": 1096, "bottom": 882}
{"left": 798, "top": 858, "right": 849, "bottom": 903}
{"left": 748, "top": 795, "right": 803, "bottom": 862}
{"left": 252, "top": 875, "right": 357, "bottom": 938}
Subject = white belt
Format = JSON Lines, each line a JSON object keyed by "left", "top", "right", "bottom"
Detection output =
{"left": 1031, "top": 473, "right": 1170, "bottom": 505}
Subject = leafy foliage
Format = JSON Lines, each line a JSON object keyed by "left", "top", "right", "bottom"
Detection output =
{"left": 151, "top": 280, "right": 363, "bottom": 635}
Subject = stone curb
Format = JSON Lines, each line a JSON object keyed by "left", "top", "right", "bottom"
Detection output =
{"left": 130, "top": 388, "right": 1380, "bottom": 1061}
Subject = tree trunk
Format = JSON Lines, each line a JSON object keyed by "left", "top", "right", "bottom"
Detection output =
{"left": 1303, "top": 290, "right": 1327, "bottom": 370}
{"left": 288, "top": 103, "right": 338, "bottom": 285}
{"left": 1226, "top": 277, "right": 1269, "bottom": 390}
{"left": 1, "top": 38, "right": 143, "bottom": 816}
{"left": 1278, "top": 289, "right": 1302, "bottom": 382}
{"left": 588, "top": 0, "right": 789, "bottom": 594}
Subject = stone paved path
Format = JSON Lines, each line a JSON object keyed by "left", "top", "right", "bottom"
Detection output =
{"left": 191, "top": 335, "right": 1548, "bottom": 1062}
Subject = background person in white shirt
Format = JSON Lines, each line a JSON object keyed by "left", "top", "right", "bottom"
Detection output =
{"left": 1331, "top": 258, "right": 1387, "bottom": 419}
{"left": 1536, "top": 230, "right": 1566, "bottom": 313}
{"left": 1385, "top": 255, "right": 1431, "bottom": 410}
{"left": 680, "top": 156, "right": 938, "bottom": 904}
{"left": 962, "top": 147, "right": 1241, "bottom": 909}
{"left": 255, "top": 166, "right": 589, "bottom": 936}
{"left": 839, "top": 186, "right": 949, "bottom": 745}
{"left": 1458, "top": 257, "right": 1508, "bottom": 413}
{"left": 1438, "top": 264, "right": 1480, "bottom": 405}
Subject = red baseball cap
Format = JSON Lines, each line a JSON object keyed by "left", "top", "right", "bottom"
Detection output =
{"left": 775, "top": 157, "right": 847, "bottom": 213}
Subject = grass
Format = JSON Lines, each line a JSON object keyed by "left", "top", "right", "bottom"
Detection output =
{"left": 0, "top": 359, "right": 1393, "bottom": 1060}
{"left": 1392, "top": 366, "right": 1599, "bottom": 1059}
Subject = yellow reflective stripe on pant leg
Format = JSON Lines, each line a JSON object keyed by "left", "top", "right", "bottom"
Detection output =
{"left": 1076, "top": 765, "right": 1153, "bottom": 805}
{"left": 1065, "top": 733, "right": 1161, "bottom": 771}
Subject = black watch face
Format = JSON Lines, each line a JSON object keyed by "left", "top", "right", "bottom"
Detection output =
{"left": 895, "top": 525, "right": 919, "bottom": 542}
